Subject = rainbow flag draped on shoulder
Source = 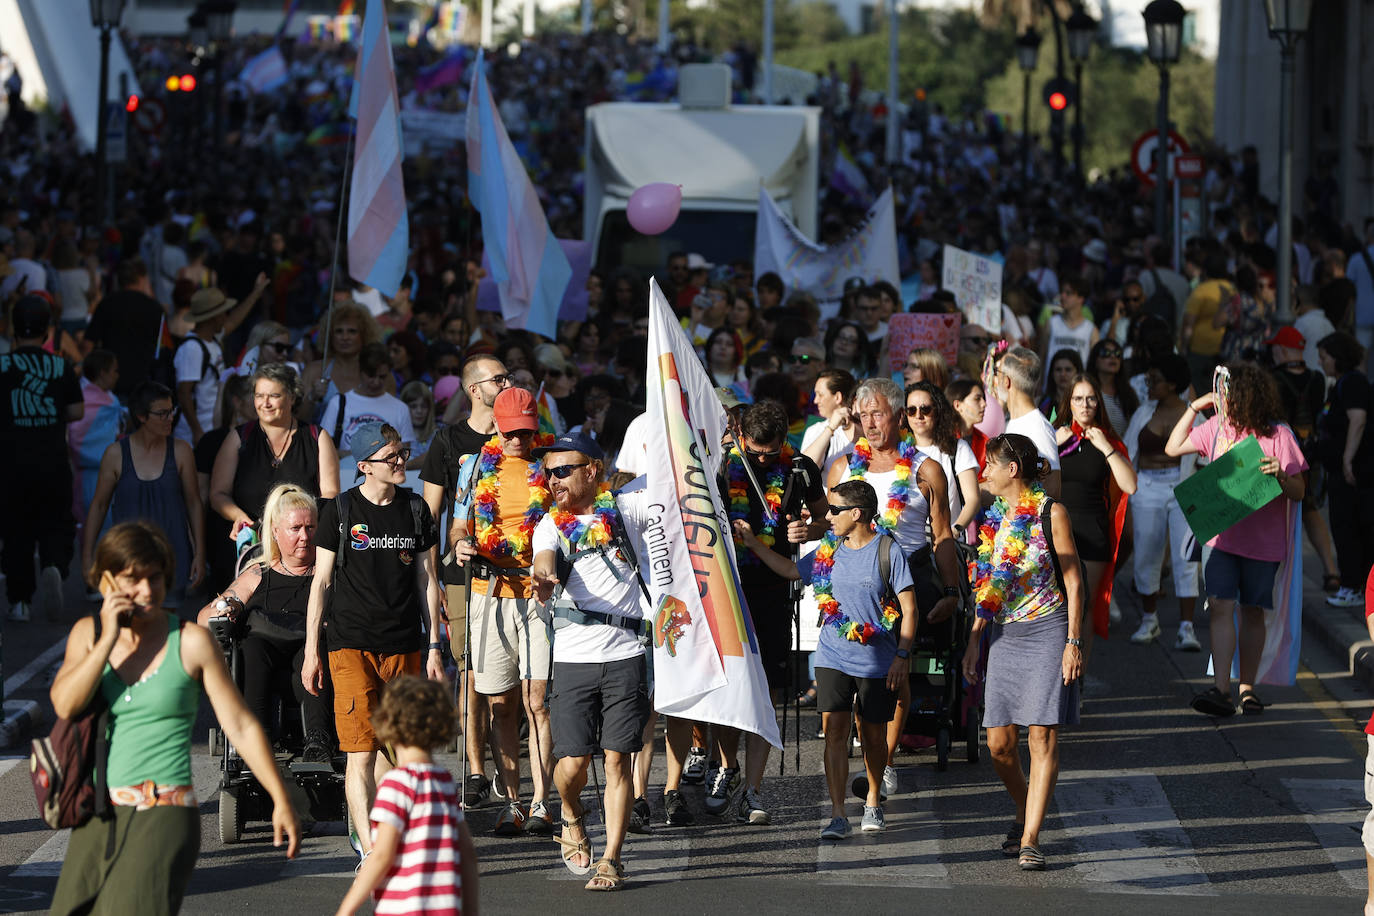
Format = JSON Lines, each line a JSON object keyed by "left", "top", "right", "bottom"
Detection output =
{"left": 644, "top": 279, "right": 780, "bottom": 747}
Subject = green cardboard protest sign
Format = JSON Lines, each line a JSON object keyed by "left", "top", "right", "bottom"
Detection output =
{"left": 1173, "top": 435, "right": 1283, "bottom": 545}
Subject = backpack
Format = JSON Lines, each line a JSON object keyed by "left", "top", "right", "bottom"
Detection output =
{"left": 29, "top": 615, "right": 110, "bottom": 829}
{"left": 1144, "top": 270, "right": 1177, "bottom": 329}
{"left": 1273, "top": 369, "right": 1322, "bottom": 446}
{"left": 333, "top": 487, "right": 429, "bottom": 574}
{"left": 552, "top": 498, "right": 653, "bottom": 608}
{"left": 1037, "top": 496, "right": 1067, "bottom": 598}
{"left": 876, "top": 532, "right": 898, "bottom": 610}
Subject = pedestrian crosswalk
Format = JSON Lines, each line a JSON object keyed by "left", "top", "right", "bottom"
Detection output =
{"left": 1282, "top": 778, "right": 1367, "bottom": 892}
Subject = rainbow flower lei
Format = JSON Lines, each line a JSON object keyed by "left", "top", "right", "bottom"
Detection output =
{"left": 811, "top": 532, "right": 899, "bottom": 644}
{"left": 972, "top": 483, "right": 1048, "bottom": 621}
{"left": 726, "top": 443, "right": 792, "bottom": 560}
{"left": 550, "top": 484, "right": 617, "bottom": 550}
{"left": 473, "top": 437, "right": 551, "bottom": 559}
{"left": 845, "top": 433, "right": 918, "bottom": 534}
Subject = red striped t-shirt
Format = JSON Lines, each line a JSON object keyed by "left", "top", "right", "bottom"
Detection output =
{"left": 370, "top": 763, "right": 466, "bottom": 916}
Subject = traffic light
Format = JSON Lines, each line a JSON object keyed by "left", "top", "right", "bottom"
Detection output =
{"left": 125, "top": 94, "right": 140, "bottom": 113}
{"left": 165, "top": 74, "right": 197, "bottom": 92}
{"left": 1041, "top": 77, "right": 1076, "bottom": 111}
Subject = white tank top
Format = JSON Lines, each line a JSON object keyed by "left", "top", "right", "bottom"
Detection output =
{"left": 1045, "top": 313, "right": 1094, "bottom": 366}
{"left": 849, "top": 452, "right": 931, "bottom": 554}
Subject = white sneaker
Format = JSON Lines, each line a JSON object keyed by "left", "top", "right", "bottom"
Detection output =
{"left": 1327, "top": 587, "right": 1365, "bottom": 609}
{"left": 1175, "top": 622, "right": 1202, "bottom": 652}
{"left": 1130, "top": 614, "right": 1161, "bottom": 644}
{"left": 881, "top": 765, "right": 898, "bottom": 797}
{"left": 7, "top": 600, "right": 30, "bottom": 622}
{"left": 38, "top": 566, "right": 62, "bottom": 622}
{"left": 861, "top": 805, "right": 886, "bottom": 832}
{"left": 1108, "top": 599, "right": 1122, "bottom": 625}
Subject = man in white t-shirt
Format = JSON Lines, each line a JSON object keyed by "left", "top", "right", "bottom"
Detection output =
{"left": 532, "top": 432, "right": 652, "bottom": 890}
{"left": 321, "top": 342, "right": 415, "bottom": 483}
{"left": 992, "top": 346, "right": 1061, "bottom": 498}
{"left": 173, "top": 286, "right": 258, "bottom": 444}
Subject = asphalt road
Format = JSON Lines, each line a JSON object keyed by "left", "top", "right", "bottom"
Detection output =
{"left": 2, "top": 578, "right": 1372, "bottom": 915}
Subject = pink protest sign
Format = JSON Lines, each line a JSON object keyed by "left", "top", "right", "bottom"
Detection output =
{"left": 887, "top": 312, "right": 962, "bottom": 374}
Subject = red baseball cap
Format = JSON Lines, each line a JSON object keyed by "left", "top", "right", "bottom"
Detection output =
{"left": 1263, "top": 326, "right": 1305, "bottom": 350}
{"left": 493, "top": 387, "right": 538, "bottom": 434}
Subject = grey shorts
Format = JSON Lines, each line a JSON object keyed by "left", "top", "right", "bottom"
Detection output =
{"left": 550, "top": 655, "right": 650, "bottom": 758}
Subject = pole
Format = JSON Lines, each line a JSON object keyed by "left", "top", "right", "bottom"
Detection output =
{"left": 885, "top": 1, "right": 899, "bottom": 165}
{"left": 1048, "top": 9, "right": 1065, "bottom": 182}
{"left": 480, "top": 0, "right": 492, "bottom": 48}
{"left": 658, "top": 0, "right": 669, "bottom": 53}
{"left": 213, "top": 51, "right": 225, "bottom": 151}
{"left": 1154, "top": 65, "right": 1169, "bottom": 242}
{"left": 322, "top": 129, "right": 356, "bottom": 372}
{"left": 1072, "top": 61, "right": 1084, "bottom": 183}
{"left": 95, "top": 23, "right": 112, "bottom": 227}
{"left": 581, "top": 0, "right": 591, "bottom": 34}
{"left": 523, "top": 0, "right": 534, "bottom": 37}
{"left": 1276, "top": 42, "right": 1296, "bottom": 322}
{"left": 1020, "top": 70, "right": 1031, "bottom": 185}
{"left": 1172, "top": 167, "right": 1182, "bottom": 270}
{"left": 762, "top": 0, "right": 774, "bottom": 105}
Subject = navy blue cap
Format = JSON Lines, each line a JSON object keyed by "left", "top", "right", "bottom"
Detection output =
{"left": 533, "top": 430, "right": 605, "bottom": 461}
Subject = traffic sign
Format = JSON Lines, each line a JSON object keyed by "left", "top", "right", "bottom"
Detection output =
{"left": 132, "top": 98, "right": 166, "bottom": 136}
{"left": 104, "top": 101, "right": 127, "bottom": 164}
{"left": 1173, "top": 154, "right": 1205, "bottom": 180}
{"left": 1131, "top": 129, "right": 1190, "bottom": 187}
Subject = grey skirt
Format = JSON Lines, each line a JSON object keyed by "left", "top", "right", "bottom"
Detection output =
{"left": 982, "top": 611, "right": 1080, "bottom": 728}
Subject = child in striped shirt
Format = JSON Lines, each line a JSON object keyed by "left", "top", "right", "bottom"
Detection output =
{"left": 336, "top": 677, "right": 479, "bottom": 916}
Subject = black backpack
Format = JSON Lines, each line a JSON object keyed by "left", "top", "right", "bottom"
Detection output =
{"left": 1144, "top": 270, "right": 1177, "bottom": 329}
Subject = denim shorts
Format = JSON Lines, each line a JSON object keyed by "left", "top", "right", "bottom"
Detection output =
{"left": 1202, "top": 546, "right": 1278, "bottom": 608}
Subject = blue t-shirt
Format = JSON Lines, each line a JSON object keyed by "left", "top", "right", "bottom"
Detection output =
{"left": 813, "top": 535, "right": 915, "bottom": 678}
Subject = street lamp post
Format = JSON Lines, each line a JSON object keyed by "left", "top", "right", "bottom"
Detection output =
{"left": 1067, "top": 7, "right": 1096, "bottom": 185}
{"left": 90, "top": 0, "right": 126, "bottom": 227}
{"left": 204, "top": 1, "right": 236, "bottom": 151}
{"left": 1265, "top": 0, "right": 1312, "bottom": 323}
{"left": 1015, "top": 27, "right": 1042, "bottom": 187}
{"left": 1143, "top": 0, "right": 1184, "bottom": 243}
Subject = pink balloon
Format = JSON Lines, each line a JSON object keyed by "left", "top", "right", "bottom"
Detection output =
{"left": 626, "top": 182, "right": 683, "bottom": 235}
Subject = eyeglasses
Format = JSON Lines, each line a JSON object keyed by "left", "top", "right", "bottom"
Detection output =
{"left": 547, "top": 463, "right": 590, "bottom": 479}
{"left": 363, "top": 448, "right": 411, "bottom": 466}
{"left": 501, "top": 429, "right": 536, "bottom": 439}
{"left": 474, "top": 373, "right": 512, "bottom": 388}
{"left": 146, "top": 407, "right": 175, "bottom": 419}
{"left": 826, "top": 504, "right": 860, "bottom": 515}
{"left": 906, "top": 403, "right": 935, "bottom": 417}
{"left": 836, "top": 334, "right": 861, "bottom": 344}
{"left": 788, "top": 354, "right": 815, "bottom": 365}
{"left": 1070, "top": 396, "right": 1099, "bottom": 406}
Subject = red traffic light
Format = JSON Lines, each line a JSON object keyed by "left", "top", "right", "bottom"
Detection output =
{"left": 125, "top": 94, "right": 140, "bottom": 113}
{"left": 179, "top": 74, "right": 197, "bottom": 92}
{"left": 1048, "top": 91, "right": 1069, "bottom": 111}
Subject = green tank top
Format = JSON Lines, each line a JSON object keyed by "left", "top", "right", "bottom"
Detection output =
{"left": 100, "top": 614, "right": 200, "bottom": 787}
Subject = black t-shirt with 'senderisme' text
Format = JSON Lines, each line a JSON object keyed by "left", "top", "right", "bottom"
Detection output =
{"left": 317, "top": 485, "right": 438, "bottom": 655}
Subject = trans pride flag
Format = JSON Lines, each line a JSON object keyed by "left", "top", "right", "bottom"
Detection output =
{"left": 644, "top": 279, "right": 780, "bottom": 747}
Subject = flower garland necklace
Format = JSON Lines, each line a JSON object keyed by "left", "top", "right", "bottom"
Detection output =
{"left": 726, "top": 443, "right": 792, "bottom": 556}
{"left": 472, "top": 437, "right": 551, "bottom": 558}
{"left": 549, "top": 484, "right": 617, "bottom": 550}
{"left": 972, "top": 483, "right": 1048, "bottom": 620}
{"left": 845, "top": 433, "right": 918, "bottom": 534}
{"left": 811, "top": 532, "right": 898, "bottom": 644}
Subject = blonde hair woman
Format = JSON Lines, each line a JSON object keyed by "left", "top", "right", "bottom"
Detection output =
{"left": 197, "top": 484, "right": 333, "bottom": 759}
{"left": 301, "top": 302, "right": 389, "bottom": 418}
{"left": 901, "top": 347, "right": 951, "bottom": 391}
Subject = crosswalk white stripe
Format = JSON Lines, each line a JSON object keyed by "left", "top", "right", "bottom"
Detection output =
{"left": 5, "top": 638, "right": 67, "bottom": 694}
{"left": 0, "top": 757, "right": 24, "bottom": 780}
{"left": 11, "top": 830, "right": 69, "bottom": 877}
{"left": 816, "top": 767, "right": 951, "bottom": 887}
{"left": 1055, "top": 770, "right": 1214, "bottom": 895}
{"left": 1282, "top": 777, "right": 1367, "bottom": 892}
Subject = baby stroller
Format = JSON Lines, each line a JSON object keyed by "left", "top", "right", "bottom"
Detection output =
{"left": 901, "top": 537, "right": 983, "bottom": 771}
{"left": 207, "top": 528, "right": 347, "bottom": 843}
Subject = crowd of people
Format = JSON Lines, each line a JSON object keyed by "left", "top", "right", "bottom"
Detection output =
{"left": 2, "top": 19, "right": 1374, "bottom": 914}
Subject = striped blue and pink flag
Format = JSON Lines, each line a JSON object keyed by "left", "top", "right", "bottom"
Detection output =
{"left": 346, "top": 0, "right": 408, "bottom": 297}
{"left": 465, "top": 50, "right": 570, "bottom": 340}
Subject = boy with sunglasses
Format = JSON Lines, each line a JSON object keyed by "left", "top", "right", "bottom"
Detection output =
{"left": 304, "top": 421, "right": 444, "bottom": 868}
{"left": 815, "top": 480, "right": 917, "bottom": 839}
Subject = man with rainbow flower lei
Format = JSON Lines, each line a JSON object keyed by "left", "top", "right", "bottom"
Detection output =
{"left": 451, "top": 387, "right": 556, "bottom": 837}
{"left": 530, "top": 431, "right": 659, "bottom": 891}
{"left": 810, "top": 377, "right": 964, "bottom": 798}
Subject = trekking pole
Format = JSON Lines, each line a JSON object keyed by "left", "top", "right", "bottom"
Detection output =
{"left": 786, "top": 455, "right": 810, "bottom": 775}
{"left": 320, "top": 128, "right": 355, "bottom": 383}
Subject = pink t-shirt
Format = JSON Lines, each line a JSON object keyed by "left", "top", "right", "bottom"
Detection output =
{"left": 370, "top": 763, "right": 466, "bottom": 916}
{"left": 1187, "top": 416, "right": 1306, "bottom": 562}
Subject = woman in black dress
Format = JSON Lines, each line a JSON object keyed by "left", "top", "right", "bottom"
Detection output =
{"left": 1054, "top": 373, "right": 1136, "bottom": 660}
{"left": 198, "top": 483, "right": 332, "bottom": 760}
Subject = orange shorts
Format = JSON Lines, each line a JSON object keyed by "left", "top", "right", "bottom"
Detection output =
{"left": 328, "top": 648, "right": 422, "bottom": 752}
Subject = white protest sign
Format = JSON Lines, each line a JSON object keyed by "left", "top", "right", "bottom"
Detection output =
{"left": 941, "top": 244, "right": 1002, "bottom": 333}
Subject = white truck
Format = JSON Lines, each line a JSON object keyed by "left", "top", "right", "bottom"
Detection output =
{"left": 583, "top": 63, "right": 820, "bottom": 277}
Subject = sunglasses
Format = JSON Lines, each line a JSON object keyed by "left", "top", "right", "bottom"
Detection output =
{"left": 788, "top": 354, "right": 815, "bottom": 365}
{"left": 264, "top": 341, "right": 292, "bottom": 354}
{"left": 1098, "top": 348, "right": 1122, "bottom": 358}
{"left": 363, "top": 448, "right": 411, "bottom": 466}
{"left": 1123, "top": 295, "right": 1144, "bottom": 304}
{"left": 547, "top": 462, "right": 590, "bottom": 479}
{"left": 905, "top": 404, "right": 935, "bottom": 417}
{"left": 826, "top": 504, "right": 861, "bottom": 515}
{"left": 745, "top": 446, "right": 783, "bottom": 459}
{"left": 546, "top": 368, "right": 567, "bottom": 379}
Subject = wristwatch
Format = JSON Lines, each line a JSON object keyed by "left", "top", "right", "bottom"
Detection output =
{"left": 943, "top": 586, "right": 960, "bottom": 598}
{"left": 1065, "top": 638, "right": 1083, "bottom": 647}
{"left": 894, "top": 648, "right": 910, "bottom": 660}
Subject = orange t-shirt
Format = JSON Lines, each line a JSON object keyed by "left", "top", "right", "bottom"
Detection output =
{"left": 467, "top": 456, "right": 539, "bottom": 598}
